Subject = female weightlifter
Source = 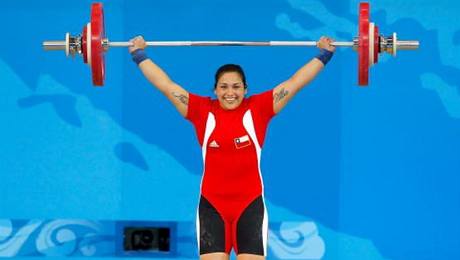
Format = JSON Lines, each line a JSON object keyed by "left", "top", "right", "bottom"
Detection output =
{"left": 128, "top": 36, "right": 335, "bottom": 260}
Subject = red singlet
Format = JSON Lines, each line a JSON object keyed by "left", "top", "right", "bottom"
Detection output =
{"left": 186, "top": 89, "right": 275, "bottom": 255}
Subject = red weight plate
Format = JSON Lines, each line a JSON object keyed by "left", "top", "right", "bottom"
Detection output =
{"left": 374, "top": 25, "right": 379, "bottom": 64}
{"left": 90, "top": 2, "right": 105, "bottom": 86}
{"left": 358, "top": 2, "right": 369, "bottom": 86}
{"left": 82, "top": 25, "right": 88, "bottom": 64}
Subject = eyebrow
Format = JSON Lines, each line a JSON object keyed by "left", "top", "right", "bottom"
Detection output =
{"left": 219, "top": 82, "right": 243, "bottom": 85}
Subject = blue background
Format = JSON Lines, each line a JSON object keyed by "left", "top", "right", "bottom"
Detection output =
{"left": 1, "top": 0, "right": 459, "bottom": 259}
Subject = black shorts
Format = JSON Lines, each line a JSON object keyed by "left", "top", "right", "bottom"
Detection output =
{"left": 196, "top": 195, "right": 268, "bottom": 256}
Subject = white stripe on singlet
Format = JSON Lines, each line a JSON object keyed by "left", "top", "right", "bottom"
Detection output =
{"left": 242, "top": 110, "right": 268, "bottom": 256}
{"left": 196, "top": 112, "right": 216, "bottom": 253}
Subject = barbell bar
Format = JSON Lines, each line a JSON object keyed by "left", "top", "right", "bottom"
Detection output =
{"left": 42, "top": 2, "right": 419, "bottom": 86}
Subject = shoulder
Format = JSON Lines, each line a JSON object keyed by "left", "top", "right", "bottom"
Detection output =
{"left": 248, "top": 89, "right": 274, "bottom": 106}
{"left": 247, "top": 89, "right": 275, "bottom": 118}
{"left": 249, "top": 89, "right": 273, "bottom": 101}
{"left": 189, "top": 92, "right": 211, "bottom": 102}
{"left": 188, "top": 93, "right": 213, "bottom": 108}
{"left": 186, "top": 93, "right": 213, "bottom": 121}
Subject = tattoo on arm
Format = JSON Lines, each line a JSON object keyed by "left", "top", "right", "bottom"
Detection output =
{"left": 172, "top": 92, "right": 188, "bottom": 105}
{"left": 274, "top": 88, "right": 289, "bottom": 104}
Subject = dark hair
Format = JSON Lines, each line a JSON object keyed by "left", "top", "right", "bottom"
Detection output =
{"left": 214, "top": 64, "right": 247, "bottom": 89}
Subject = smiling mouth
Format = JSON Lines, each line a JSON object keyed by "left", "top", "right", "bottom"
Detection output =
{"left": 224, "top": 97, "right": 237, "bottom": 103}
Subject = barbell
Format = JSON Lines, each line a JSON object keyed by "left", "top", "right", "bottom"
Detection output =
{"left": 42, "top": 2, "right": 419, "bottom": 86}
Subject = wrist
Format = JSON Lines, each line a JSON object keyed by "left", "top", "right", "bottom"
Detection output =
{"left": 131, "top": 48, "right": 148, "bottom": 65}
{"left": 315, "top": 48, "right": 334, "bottom": 66}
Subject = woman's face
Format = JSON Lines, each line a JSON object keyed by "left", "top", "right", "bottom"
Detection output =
{"left": 214, "top": 71, "right": 247, "bottom": 110}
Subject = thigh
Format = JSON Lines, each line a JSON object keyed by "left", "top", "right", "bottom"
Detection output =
{"left": 198, "top": 196, "right": 229, "bottom": 255}
{"left": 235, "top": 196, "right": 268, "bottom": 256}
{"left": 237, "top": 253, "right": 265, "bottom": 260}
{"left": 201, "top": 252, "right": 230, "bottom": 260}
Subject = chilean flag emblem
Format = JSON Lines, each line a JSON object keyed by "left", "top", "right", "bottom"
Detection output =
{"left": 234, "top": 134, "right": 252, "bottom": 149}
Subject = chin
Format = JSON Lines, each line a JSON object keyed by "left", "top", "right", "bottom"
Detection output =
{"left": 225, "top": 103, "right": 241, "bottom": 110}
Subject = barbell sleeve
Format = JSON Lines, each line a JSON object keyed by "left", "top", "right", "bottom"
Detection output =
{"left": 43, "top": 41, "right": 67, "bottom": 50}
{"left": 395, "top": 40, "right": 419, "bottom": 50}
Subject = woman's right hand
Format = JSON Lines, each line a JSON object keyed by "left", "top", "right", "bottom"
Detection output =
{"left": 317, "top": 36, "right": 335, "bottom": 52}
{"left": 129, "top": 35, "right": 147, "bottom": 53}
